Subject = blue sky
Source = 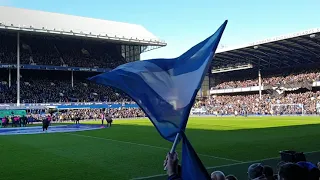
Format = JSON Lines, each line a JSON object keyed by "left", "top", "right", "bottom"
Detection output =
{"left": 1, "top": 0, "right": 320, "bottom": 60}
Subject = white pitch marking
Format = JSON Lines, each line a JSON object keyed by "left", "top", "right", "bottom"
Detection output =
{"left": 66, "top": 133, "right": 242, "bottom": 163}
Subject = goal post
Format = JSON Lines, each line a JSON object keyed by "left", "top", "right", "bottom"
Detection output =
{"left": 270, "top": 104, "right": 304, "bottom": 115}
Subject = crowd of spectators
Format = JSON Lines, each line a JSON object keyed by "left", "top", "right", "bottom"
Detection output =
{"left": 0, "top": 32, "right": 126, "bottom": 69}
{"left": 194, "top": 91, "right": 320, "bottom": 115}
{"left": 108, "top": 108, "right": 145, "bottom": 118}
{"left": 27, "top": 108, "right": 145, "bottom": 122}
{"left": 27, "top": 90, "right": 320, "bottom": 119}
{"left": 54, "top": 109, "right": 101, "bottom": 121}
{"left": 54, "top": 108, "right": 145, "bottom": 121}
{"left": 25, "top": 89, "right": 320, "bottom": 122}
{"left": 0, "top": 79, "right": 131, "bottom": 103}
{"left": 214, "top": 71, "right": 320, "bottom": 89}
{"left": 1, "top": 76, "right": 319, "bottom": 116}
{"left": 165, "top": 151, "right": 320, "bottom": 180}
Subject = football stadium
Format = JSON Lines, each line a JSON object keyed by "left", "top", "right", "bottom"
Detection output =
{"left": 0, "top": 6, "right": 320, "bottom": 180}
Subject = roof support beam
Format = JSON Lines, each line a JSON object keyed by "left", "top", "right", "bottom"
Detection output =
{"left": 258, "top": 45, "right": 301, "bottom": 65}
{"left": 216, "top": 53, "right": 252, "bottom": 66}
{"left": 300, "top": 37, "right": 320, "bottom": 49}
{"left": 224, "top": 52, "right": 246, "bottom": 59}
{"left": 284, "top": 39, "right": 320, "bottom": 60}
{"left": 227, "top": 51, "right": 259, "bottom": 65}
{"left": 245, "top": 48, "right": 281, "bottom": 64}
{"left": 273, "top": 42, "right": 315, "bottom": 63}
{"left": 236, "top": 49, "right": 280, "bottom": 68}
{"left": 214, "top": 52, "right": 258, "bottom": 68}
{"left": 254, "top": 48, "right": 291, "bottom": 67}
{"left": 215, "top": 54, "right": 241, "bottom": 63}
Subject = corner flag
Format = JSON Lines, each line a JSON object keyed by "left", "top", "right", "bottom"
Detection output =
{"left": 89, "top": 20, "right": 227, "bottom": 179}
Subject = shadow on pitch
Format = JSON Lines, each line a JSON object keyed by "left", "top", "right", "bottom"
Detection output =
{"left": 77, "top": 122, "right": 320, "bottom": 180}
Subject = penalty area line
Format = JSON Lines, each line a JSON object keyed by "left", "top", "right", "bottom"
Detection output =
{"left": 130, "top": 150, "right": 320, "bottom": 180}
{"left": 66, "top": 133, "right": 242, "bottom": 163}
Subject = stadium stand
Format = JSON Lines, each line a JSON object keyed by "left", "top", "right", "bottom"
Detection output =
{"left": 200, "top": 91, "right": 320, "bottom": 115}
{"left": 0, "top": 6, "right": 165, "bottom": 109}
{"left": 197, "top": 28, "right": 320, "bottom": 117}
{"left": 0, "top": 31, "right": 129, "bottom": 68}
{"left": 212, "top": 68, "right": 320, "bottom": 89}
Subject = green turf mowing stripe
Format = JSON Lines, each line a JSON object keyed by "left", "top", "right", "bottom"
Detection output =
{"left": 66, "top": 132, "right": 242, "bottom": 163}
{"left": 2, "top": 116, "right": 320, "bottom": 180}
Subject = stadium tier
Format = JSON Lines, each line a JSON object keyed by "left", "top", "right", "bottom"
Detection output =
{"left": 0, "top": 6, "right": 166, "bottom": 108}
{"left": 196, "top": 28, "right": 320, "bottom": 116}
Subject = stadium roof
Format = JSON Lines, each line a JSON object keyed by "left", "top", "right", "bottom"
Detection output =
{"left": 0, "top": 6, "right": 166, "bottom": 47}
{"left": 213, "top": 28, "right": 320, "bottom": 70}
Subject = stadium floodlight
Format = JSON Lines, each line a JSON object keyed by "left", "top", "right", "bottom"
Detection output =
{"left": 310, "top": 34, "right": 316, "bottom": 38}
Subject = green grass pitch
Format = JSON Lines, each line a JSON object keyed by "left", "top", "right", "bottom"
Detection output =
{"left": 1, "top": 116, "right": 320, "bottom": 180}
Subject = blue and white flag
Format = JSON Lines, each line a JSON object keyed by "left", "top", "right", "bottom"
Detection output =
{"left": 89, "top": 20, "right": 227, "bottom": 179}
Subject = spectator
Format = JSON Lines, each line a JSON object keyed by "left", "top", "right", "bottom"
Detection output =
{"left": 248, "top": 163, "right": 265, "bottom": 180}
{"left": 263, "top": 165, "right": 275, "bottom": 180}
{"left": 278, "top": 163, "right": 306, "bottom": 180}
{"left": 211, "top": 171, "right": 225, "bottom": 180}
{"left": 164, "top": 152, "right": 181, "bottom": 180}
{"left": 225, "top": 175, "right": 238, "bottom": 180}
{"left": 296, "top": 161, "right": 320, "bottom": 180}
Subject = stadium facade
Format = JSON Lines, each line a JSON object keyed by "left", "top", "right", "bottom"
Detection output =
{"left": 0, "top": 6, "right": 166, "bottom": 109}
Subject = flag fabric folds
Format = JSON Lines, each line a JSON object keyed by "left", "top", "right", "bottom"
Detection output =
{"left": 89, "top": 20, "right": 227, "bottom": 179}
{"left": 180, "top": 131, "right": 211, "bottom": 180}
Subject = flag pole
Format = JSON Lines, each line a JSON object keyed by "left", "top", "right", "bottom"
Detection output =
{"left": 164, "top": 133, "right": 180, "bottom": 170}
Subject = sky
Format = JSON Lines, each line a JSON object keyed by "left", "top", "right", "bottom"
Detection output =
{"left": 1, "top": 0, "right": 320, "bottom": 60}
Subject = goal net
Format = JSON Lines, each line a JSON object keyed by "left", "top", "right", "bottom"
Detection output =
{"left": 270, "top": 104, "right": 304, "bottom": 115}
